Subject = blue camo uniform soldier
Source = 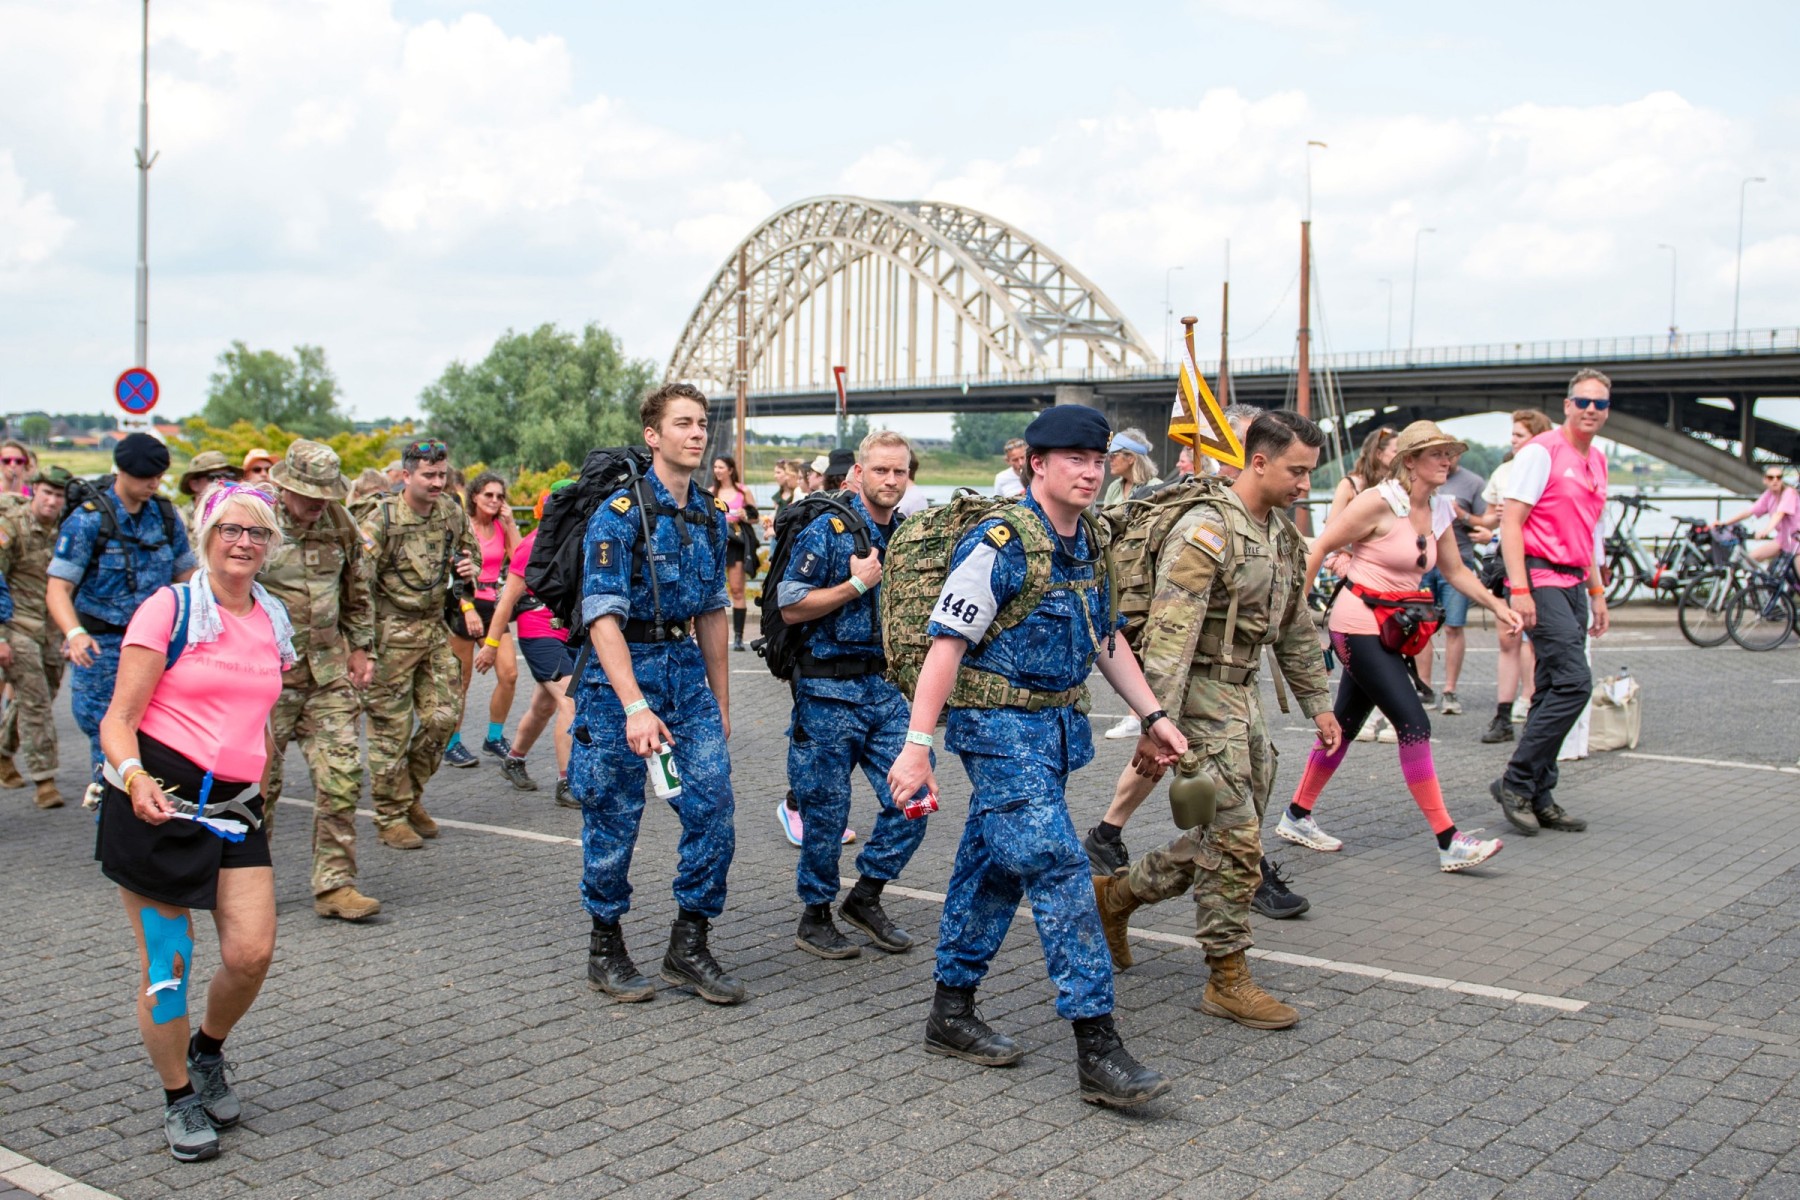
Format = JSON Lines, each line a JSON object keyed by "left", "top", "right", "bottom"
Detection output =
{"left": 574, "top": 382, "right": 745, "bottom": 1006}
{"left": 47, "top": 434, "right": 197, "bottom": 786}
{"left": 777, "top": 432, "right": 931, "bottom": 959}
{"left": 886, "top": 405, "right": 1190, "bottom": 1109}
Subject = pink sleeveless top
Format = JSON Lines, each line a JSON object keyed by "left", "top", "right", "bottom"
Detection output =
{"left": 1329, "top": 482, "right": 1455, "bottom": 636}
{"left": 473, "top": 520, "right": 508, "bottom": 602}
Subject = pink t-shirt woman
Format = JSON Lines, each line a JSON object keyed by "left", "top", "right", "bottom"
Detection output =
{"left": 509, "top": 531, "right": 567, "bottom": 643}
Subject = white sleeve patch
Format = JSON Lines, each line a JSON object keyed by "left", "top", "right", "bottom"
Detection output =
{"left": 933, "top": 542, "right": 1000, "bottom": 642}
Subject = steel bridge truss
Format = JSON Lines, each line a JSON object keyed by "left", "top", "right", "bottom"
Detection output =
{"left": 665, "top": 196, "right": 1159, "bottom": 393}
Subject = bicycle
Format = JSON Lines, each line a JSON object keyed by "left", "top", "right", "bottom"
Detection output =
{"left": 1726, "top": 550, "right": 1800, "bottom": 651}
{"left": 1675, "top": 525, "right": 1753, "bottom": 647}
{"left": 1602, "top": 494, "right": 1715, "bottom": 604}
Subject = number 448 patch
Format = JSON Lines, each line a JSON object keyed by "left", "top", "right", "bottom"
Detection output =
{"left": 937, "top": 593, "right": 982, "bottom": 625}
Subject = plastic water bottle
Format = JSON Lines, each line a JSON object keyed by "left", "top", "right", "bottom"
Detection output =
{"left": 650, "top": 744, "right": 682, "bottom": 800}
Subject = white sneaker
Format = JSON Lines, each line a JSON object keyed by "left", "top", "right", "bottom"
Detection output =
{"left": 1439, "top": 830, "right": 1502, "bottom": 873}
{"left": 1354, "top": 716, "right": 1381, "bottom": 743}
{"left": 1104, "top": 715, "right": 1141, "bottom": 740}
{"left": 1377, "top": 718, "right": 1398, "bottom": 744}
{"left": 1511, "top": 699, "right": 1529, "bottom": 724}
{"left": 1276, "top": 811, "right": 1343, "bottom": 852}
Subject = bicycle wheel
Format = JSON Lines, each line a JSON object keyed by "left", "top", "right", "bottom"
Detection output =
{"left": 1727, "top": 579, "right": 1796, "bottom": 651}
{"left": 1605, "top": 552, "right": 1639, "bottom": 604}
{"left": 1677, "top": 573, "right": 1735, "bottom": 648}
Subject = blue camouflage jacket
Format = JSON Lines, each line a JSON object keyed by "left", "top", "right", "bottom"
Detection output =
{"left": 580, "top": 469, "right": 730, "bottom": 630}
{"left": 47, "top": 487, "right": 196, "bottom": 629}
{"left": 775, "top": 490, "right": 900, "bottom": 702}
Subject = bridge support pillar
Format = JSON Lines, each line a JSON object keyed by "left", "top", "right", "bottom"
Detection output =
{"left": 1053, "top": 384, "right": 1100, "bottom": 410}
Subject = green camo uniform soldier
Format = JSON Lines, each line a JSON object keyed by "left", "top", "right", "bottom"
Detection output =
{"left": 1094, "top": 411, "right": 1340, "bottom": 1030}
{"left": 0, "top": 468, "right": 74, "bottom": 808}
{"left": 177, "top": 451, "right": 243, "bottom": 542}
{"left": 360, "top": 437, "right": 480, "bottom": 850}
{"left": 259, "top": 441, "right": 380, "bottom": 920}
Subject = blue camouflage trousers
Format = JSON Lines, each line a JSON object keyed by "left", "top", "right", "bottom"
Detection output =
{"left": 934, "top": 753, "right": 1114, "bottom": 1020}
{"left": 789, "top": 688, "right": 930, "bottom": 906}
{"left": 570, "top": 640, "right": 734, "bottom": 923}
{"left": 70, "top": 632, "right": 125, "bottom": 779}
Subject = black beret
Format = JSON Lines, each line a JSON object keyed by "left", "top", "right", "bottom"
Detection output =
{"left": 824, "top": 448, "right": 857, "bottom": 478}
{"left": 1023, "top": 406, "right": 1111, "bottom": 454}
{"left": 113, "top": 432, "right": 171, "bottom": 479}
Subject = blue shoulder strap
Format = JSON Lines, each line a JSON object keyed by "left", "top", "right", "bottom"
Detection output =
{"left": 164, "top": 583, "right": 193, "bottom": 671}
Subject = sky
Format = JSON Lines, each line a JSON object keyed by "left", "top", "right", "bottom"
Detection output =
{"left": 2, "top": 0, "right": 1796, "bottom": 449}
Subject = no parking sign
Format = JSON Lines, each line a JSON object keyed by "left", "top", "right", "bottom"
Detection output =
{"left": 114, "top": 367, "right": 159, "bottom": 416}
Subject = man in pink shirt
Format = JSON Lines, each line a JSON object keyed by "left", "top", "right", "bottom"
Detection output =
{"left": 1492, "top": 368, "right": 1613, "bottom": 836}
{"left": 1721, "top": 465, "right": 1798, "bottom": 562}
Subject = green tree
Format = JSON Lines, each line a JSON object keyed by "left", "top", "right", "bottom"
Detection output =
{"left": 202, "top": 342, "right": 350, "bottom": 438}
{"left": 419, "top": 323, "right": 657, "bottom": 471}
{"left": 951, "top": 411, "right": 1033, "bottom": 458}
{"left": 19, "top": 415, "right": 50, "bottom": 444}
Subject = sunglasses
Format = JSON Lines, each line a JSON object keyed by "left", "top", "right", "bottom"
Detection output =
{"left": 214, "top": 522, "right": 275, "bottom": 546}
{"left": 1416, "top": 534, "right": 1429, "bottom": 570}
{"left": 0, "top": 456, "right": 28, "bottom": 467}
{"left": 1569, "top": 397, "right": 1611, "bottom": 410}
{"left": 405, "top": 439, "right": 450, "bottom": 463}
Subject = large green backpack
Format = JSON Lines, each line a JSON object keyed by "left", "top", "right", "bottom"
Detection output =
{"left": 881, "top": 492, "right": 1115, "bottom": 706}
{"left": 1100, "top": 475, "right": 1234, "bottom": 654}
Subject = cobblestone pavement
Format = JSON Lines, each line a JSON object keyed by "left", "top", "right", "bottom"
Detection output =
{"left": 2, "top": 610, "right": 1798, "bottom": 1198}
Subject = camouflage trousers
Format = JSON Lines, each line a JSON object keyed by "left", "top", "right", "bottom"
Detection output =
{"left": 0, "top": 629, "right": 65, "bottom": 780}
{"left": 366, "top": 615, "right": 462, "bottom": 826}
{"left": 268, "top": 662, "right": 365, "bottom": 896}
{"left": 1126, "top": 676, "right": 1276, "bottom": 959}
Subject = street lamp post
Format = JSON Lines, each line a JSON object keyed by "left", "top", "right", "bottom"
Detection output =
{"left": 1377, "top": 278, "right": 1394, "bottom": 352}
{"left": 1656, "top": 243, "right": 1677, "bottom": 348}
{"left": 1731, "top": 176, "right": 1766, "bottom": 351}
{"left": 134, "top": 0, "right": 157, "bottom": 373}
{"left": 1163, "top": 265, "right": 1185, "bottom": 365}
{"left": 1407, "top": 227, "right": 1436, "bottom": 363}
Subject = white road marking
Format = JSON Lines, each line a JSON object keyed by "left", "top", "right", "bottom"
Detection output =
{"left": 1619, "top": 752, "right": 1800, "bottom": 776}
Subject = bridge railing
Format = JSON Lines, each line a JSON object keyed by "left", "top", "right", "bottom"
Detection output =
{"left": 741, "top": 326, "right": 1800, "bottom": 398}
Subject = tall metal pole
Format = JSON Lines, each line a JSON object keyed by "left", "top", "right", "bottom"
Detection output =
{"left": 1217, "top": 240, "right": 1231, "bottom": 408}
{"left": 1407, "top": 227, "right": 1435, "bottom": 362}
{"left": 1656, "top": 243, "right": 1678, "bottom": 343}
{"left": 1731, "top": 176, "right": 1765, "bottom": 351}
{"left": 1377, "top": 278, "right": 1393, "bottom": 351}
{"left": 1162, "top": 265, "right": 1184, "bottom": 365}
{"left": 734, "top": 244, "right": 748, "bottom": 473}
{"left": 134, "top": 0, "right": 156, "bottom": 370}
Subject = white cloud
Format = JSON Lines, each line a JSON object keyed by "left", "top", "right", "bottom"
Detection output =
{"left": 0, "top": 152, "right": 75, "bottom": 278}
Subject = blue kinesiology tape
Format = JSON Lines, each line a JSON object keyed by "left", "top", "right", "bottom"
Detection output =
{"left": 140, "top": 909, "right": 193, "bottom": 1025}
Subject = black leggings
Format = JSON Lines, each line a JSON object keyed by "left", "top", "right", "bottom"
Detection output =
{"left": 1330, "top": 631, "right": 1432, "bottom": 747}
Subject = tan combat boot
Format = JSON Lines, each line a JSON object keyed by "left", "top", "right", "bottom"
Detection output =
{"left": 406, "top": 802, "right": 440, "bottom": 838}
{"left": 315, "top": 886, "right": 382, "bottom": 921}
{"left": 1092, "top": 874, "right": 1141, "bottom": 971}
{"left": 378, "top": 822, "right": 424, "bottom": 850}
{"left": 0, "top": 755, "right": 25, "bottom": 789}
{"left": 33, "top": 779, "right": 64, "bottom": 809}
{"left": 1200, "top": 950, "right": 1299, "bottom": 1029}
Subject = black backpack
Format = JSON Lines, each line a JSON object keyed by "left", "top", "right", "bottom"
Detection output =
{"left": 524, "top": 447, "right": 720, "bottom": 644}
{"left": 752, "top": 491, "right": 871, "bottom": 681}
{"left": 59, "top": 474, "right": 179, "bottom": 595}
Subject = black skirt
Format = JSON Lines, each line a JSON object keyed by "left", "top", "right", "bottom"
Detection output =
{"left": 95, "top": 732, "right": 270, "bottom": 910}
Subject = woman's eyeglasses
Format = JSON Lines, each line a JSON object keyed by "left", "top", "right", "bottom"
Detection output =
{"left": 214, "top": 523, "right": 275, "bottom": 546}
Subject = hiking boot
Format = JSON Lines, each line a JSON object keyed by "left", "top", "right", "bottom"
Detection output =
{"left": 588, "top": 923, "right": 654, "bottom": 1002}
{"left": 1200, "top": 950, "right": 1299, "bottom": 1029}
{"left": 34, "top": 779, "right": 64, "bottom": 809}
{"left": 482, "top": 733, "right": 513, "bottom": 759}
{"left": 1489, "top": 779, "right": 1539, "bottom": 836}
{"left": 839, "top": 886, "right": 913, "bottom": 952}
{"left": 163, "top": 1092, "right": 220, "bottom": 1162}
{"left": 554, "top": 778, "right": 578, "bottom": 809}
{"left": 406, "top": 802, "right": 440, "bottom": 838}
{"left": 1440, "top": 830, "right": 1503, "bottom": 872}
{"left": 443, "top": 741, "right": 478, "bottom": 769}
{"left": 0, "top": 755, "right": 23, "bottom": 789}
{"left": 378, "top": 822, "right": 423, "bottom": 850}
{"left": 1092, "top": 874, "right": 1140, "bottom": 971}
{"left": 314, "top": 885, "right": 381, "bottom": 921}
{"left": 500, "top": 756, "right": 538, "bottom": 791}
{"left": 1252, "top": 859, "right": 1309, "bottom": 920}
{"left": 1480, "top": 715, "right": 1515, "bottom": 744}
{"left": 1083, "top": 824, "right": 1129, "bottom": 877}
{"left": 1536, "top": 803, "right": 1588, "bottom": 833}
{"left": 1440, "top": 691, "right": 1462, "bottom": 715}
{"left": 1074, "top": 1015, "right": 1173, "bottom": 1109}
{"left": 796, "top": 904, "right": 860, "bottom": 959}
{"left": 186, "top": 1042, "right": 240, "bottom": 1128}
{"left": 924, "top": 984, "right": 1023, "bottom": 1066}
{"left": 1276, "top": 810, "right": 1342, "bottom": 852}
{"left": 661, "top": 916, "right": 746, "bottom": 1004}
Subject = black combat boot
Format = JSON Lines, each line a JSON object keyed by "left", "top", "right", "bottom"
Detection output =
{"left": 661, "top": 914, "right": 747, "bottom": 1004}
{"left": 1073, "top": 1014, "right": 1173, "bottom": 1108}
{"left": 796, "top": 904, "right": 860, "bottom": 959}
{"left": 588, "top": 921, "right": 653, "bottom": 1002}
{"left": 839, "top": 878, "right": 913, "bottom": 952}
{"left": 923, "top": 983, "right": 1023, "bottom": 1066}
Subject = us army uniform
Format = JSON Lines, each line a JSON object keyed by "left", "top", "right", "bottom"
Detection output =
{"left": 48, "top": 486, "right": 196, "bottom": 774}
{"left": 260, "top": 483, "right": 373, "bottom": 892}
{"left": 571, "top": 472, "right": 734, "bottom": 924}
{"left": 360, "top": 492, "right": 477, "bottom": 832}
{"left": 0, "top": 497, "right": 66, "bottom": 790}
{"left": 928, "top": 493, "right": 1119, "bottom": 1021}
{"left": 1123, "top": 489, "right": 1330, "bottom": 955}
{"left": 778, "top": 490, "right": 929, "bottom": 948}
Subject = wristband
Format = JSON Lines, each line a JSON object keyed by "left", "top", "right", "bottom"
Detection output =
{"left": 1587, "top": 586, "right": 1605, "bottom": 597}
{"left": 460, "top": 601, "right": 476, "bottom": 613}
{"left": 1140, "top": 709, "right": 1168, "bottom": 729}
{"left": 1508, "top": 585, "right": 1531, "bottom": 596}
{"left": 849, "top": 576, "right": 870, "bottom": 596}
{"left": 623, "top": 700, "right": 650, "bottom": 717}
{"left": 905, "top": 730, "right": 934, "bottom": 748}
{"left": 483, "top": 637, "right": 501, "bottom": 649}
{"left": 116, "top": 757, "right": 143, "bottom": 779}
{"left": 67, "top": 625, "right": 88, "bottom": 639}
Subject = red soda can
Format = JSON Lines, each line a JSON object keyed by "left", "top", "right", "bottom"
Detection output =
{"left": 902, "top": 792, "right": 938, "bottom": 820}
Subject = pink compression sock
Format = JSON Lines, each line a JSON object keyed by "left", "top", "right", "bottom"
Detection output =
{"left": 1397, "top": 741, "right": 1454, "bottom": 835}
{"left": 1288, "top": 738, "right": 1350, "bottom": 815}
